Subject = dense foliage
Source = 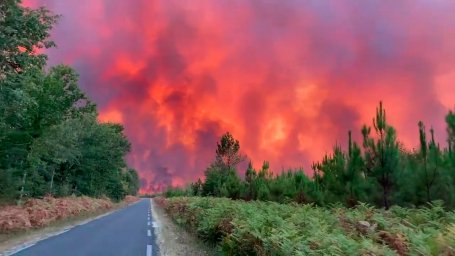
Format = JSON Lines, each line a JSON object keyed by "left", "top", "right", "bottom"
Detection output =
{"left": 158, "top": 197, "right": 455, "bottom": 255}
{"left": 167, "top": 103, "right": 455, "bottom": 210}
{"left": 0, "top": 1, "right": 139, "bottom": 204}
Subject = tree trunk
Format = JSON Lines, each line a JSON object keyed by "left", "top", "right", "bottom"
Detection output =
{"left": 18, "top": 169, "right": 27, "bottom": 205}
{"left": 49, "top": 168, "right": 55, "bottom": 195}
{"left": 383, "top": 186, "right": 389, "bottom": 210}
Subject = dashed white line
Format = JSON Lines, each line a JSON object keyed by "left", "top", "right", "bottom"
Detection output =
{"left": 147, "top": 203, "right": 153, "bottom": 255}
{"left": 146, "top": 245, "right": 152, "bottom": 256}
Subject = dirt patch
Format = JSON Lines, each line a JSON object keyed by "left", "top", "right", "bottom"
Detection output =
{"left": 150, "top": 198, "right": 215, "bottom": 256}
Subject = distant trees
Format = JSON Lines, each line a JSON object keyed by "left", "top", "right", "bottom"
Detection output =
{"left": 0, "top": 1, "right": 139, "bottom": 204}
{"left": 170, "top": 102, "right": 455, "bottom": 210}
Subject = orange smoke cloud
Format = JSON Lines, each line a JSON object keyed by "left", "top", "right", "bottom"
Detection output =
{"left": 25, "top": 0, "right": 455, "bottom": 192}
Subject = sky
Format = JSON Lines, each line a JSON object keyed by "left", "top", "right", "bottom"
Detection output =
{"left": 23, "top": 0, "right": 455, "bottom": 192}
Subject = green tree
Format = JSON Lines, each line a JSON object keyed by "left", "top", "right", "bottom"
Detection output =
{"left": 215, "top": 132, "right": 246, "bottom": 170}
{"left": 0, "top": 1, "right": 138, "bottom": 203}
{"left": 202, "top": 164, "right": 223, "bottom": 196}
{"left": 0, "top": 0, "right": 58, "bottom": 76}
{"left": 244, "top": 161, "right": 256, "bottom": 200}
{"left": 190, "top": 178, "right": 203, "bottom": 196}
{"left": 345, "top": 131, "right": 367, "bottom": 206}
{"left": 362, "top": 102, "right": 400, "bottom": 209}
{"left": 417, "top": 122, "right": 439, "bottom": 203}
{"left": 123, "top": 169, "right": 140, "bottom": 196}
{"left": 311, "top": 146, "right": 345, "bottom": 205}
{"left": 446, "top": 110, "right": 455, "bottom": 165}
{"left": 0, "top": 1, "right": 58, "bottom": 203}
{"left": 203, "top": 132, "right": 245, "bottom": 199}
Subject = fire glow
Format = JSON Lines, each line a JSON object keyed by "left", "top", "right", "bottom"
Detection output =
{"left": 24, "top": 0, "right": 455, "bottom": 192}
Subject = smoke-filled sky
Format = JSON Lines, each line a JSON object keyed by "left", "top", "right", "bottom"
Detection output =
{"left": 24, "top": 0, "right": 455, "bottom": 192}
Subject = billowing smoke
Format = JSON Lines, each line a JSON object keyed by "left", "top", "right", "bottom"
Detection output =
{"left": 24, "top": 0, "right": 455, "bottom": 192}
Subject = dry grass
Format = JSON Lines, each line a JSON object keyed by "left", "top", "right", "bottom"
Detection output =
{"left": 0, "top": 196, "right": 112, "bottom": 233}
{"left": 0, "top": 196, "right": 139, "bottom": 254}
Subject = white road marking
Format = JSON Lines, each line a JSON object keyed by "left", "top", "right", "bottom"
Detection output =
{"left": 146, "top": 245, "right": 152, "bottom": 256}
{"left": 3, "top": 202, "right": 132, "bottom": 256}
{"left": 147, "top": 229, "right": 151, "bottom": 237}
{"left": 147, "top": 221, "right": 151, "bottom": 225}
{"left": 152, "top": 221, "right": 159, "bottom": 228}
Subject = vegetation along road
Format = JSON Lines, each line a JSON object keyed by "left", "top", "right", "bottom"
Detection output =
{"left": 11, "top": 199, "right": 158, "bottom": 256}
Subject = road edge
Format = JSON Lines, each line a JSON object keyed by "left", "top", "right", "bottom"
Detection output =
{"left": 0, "top": 200, "right": 141, "bottom": 256}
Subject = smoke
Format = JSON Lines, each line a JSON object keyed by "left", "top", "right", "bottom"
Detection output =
{"left": 24, "top": 0, "right": 455, "bottom": 192}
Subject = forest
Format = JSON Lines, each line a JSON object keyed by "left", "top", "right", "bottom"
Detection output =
{"left": 0, "top": 0, "right": 139, "bottom": 204}
{"left": 166, "top": 102, "right": 455, "bottom": 210}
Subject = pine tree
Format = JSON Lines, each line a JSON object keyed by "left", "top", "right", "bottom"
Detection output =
{"left": 215, "top": 132, "right": 246, "bottom": 170}
{"left": 345, "top": 131, "right": 366, "bottom": 206}
{"left": 417, "top": 122, "right": 441, "bottom": 203}
{"left": 446, "top": 111, "right": 455, "bottom": 165}
{"left": 244, "top": 161, "right": 256, "bottom": 200}
{"left": 362, "top": 102, "right": 400, "bottom": 209}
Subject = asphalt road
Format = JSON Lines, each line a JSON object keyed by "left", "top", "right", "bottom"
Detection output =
{"left": 13, "top": 199, "right": 158, "bottom": 256}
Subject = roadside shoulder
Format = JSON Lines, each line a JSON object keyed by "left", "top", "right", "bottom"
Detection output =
{"left": 150, "top": 198, "right": 215, "bottom": 256}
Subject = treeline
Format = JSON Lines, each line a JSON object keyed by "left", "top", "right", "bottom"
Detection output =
{"left": 167, "top": 103, "right": 455, "bottom": 209}
{"left": 0, "top": 1, "right": 139, "bottom": 204}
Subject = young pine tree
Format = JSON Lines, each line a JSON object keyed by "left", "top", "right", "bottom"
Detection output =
{"left": 244, "top": 161, "right": 256, "bottom": 200}
{"left": 446, "top": 111, "right": 455, "bottom": 167}
{"left": 345, "top": 131, "right": 367, "bottom": 206}
{"left": 417, "top": 122, "right": 440, "bottom": 203}
{"left": 215, "top": 132, "right": 246, "bottom": 170}
{"left": 362, "top": 102, "right": 400, "bottom": 209}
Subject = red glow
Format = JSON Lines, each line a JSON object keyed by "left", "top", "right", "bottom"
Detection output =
{"left": 23, "top": 1, "right": 455, "bottom": 192}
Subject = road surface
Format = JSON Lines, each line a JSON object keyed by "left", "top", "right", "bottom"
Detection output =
{"left": 13, "top": 199, "right": 158, "bottom": 256}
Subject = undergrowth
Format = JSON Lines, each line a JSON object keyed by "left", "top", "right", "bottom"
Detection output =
{"left": 156, "top": 197, "right": 455, "bottom": 256}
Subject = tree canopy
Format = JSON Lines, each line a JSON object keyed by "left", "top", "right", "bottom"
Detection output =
{"left": 0, "top": 1, "right": 139, "bottom": 204}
